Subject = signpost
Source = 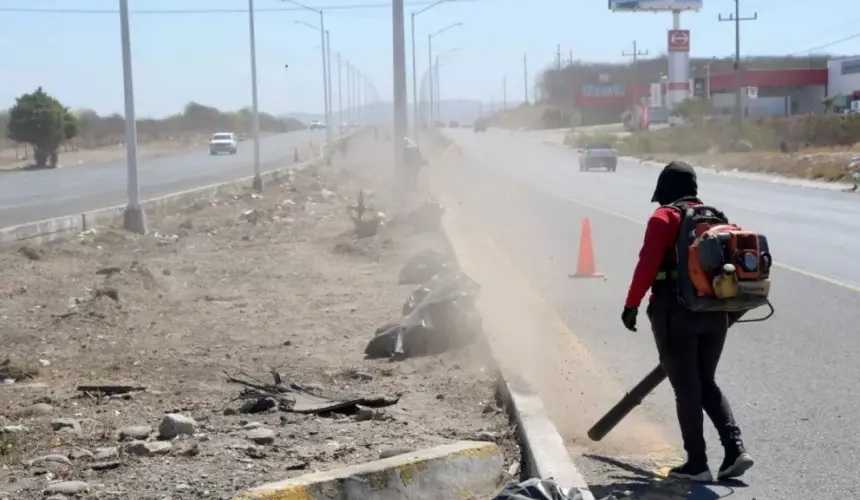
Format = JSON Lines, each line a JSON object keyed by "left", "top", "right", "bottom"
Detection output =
{"left": 609, "top": 0, "right": 700, "bottom": 110}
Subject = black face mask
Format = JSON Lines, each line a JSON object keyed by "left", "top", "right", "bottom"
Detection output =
{"left": 651, "top": 161, "right": 698, "bottom": 205}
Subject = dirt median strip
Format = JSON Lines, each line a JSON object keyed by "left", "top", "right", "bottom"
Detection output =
{"left": 0, "top": 135, "right": 516, "bottom": 499}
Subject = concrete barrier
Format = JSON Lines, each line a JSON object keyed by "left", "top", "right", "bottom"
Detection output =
{"left": 233, "top": 441, "right": 504, "bottom": 500}
{"left": 0, "top": 130, "right": 363, "bottom": 250}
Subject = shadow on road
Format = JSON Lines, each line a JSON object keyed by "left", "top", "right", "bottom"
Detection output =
{"left": 584, "top": 454, "right": 748, "bottom": 499}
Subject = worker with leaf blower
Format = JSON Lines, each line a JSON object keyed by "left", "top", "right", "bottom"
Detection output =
{"left": 619, "top": 161, "right": 773, "bottom": 483}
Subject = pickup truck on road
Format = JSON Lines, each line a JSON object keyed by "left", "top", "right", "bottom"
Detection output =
{"left": 209, "top": 132, "right": 238, "bottom": 156}
{"left": 579, "top": 142, "right": 618, "bottom": 172}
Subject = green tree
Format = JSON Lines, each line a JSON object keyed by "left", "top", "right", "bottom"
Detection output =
{"left": 6, "top": 87, "right": 77, "bottom": 167}
{"left": 821, "top": 94, "right": 839, "bottom": 114}
{"left": 671, "top": 97, "right": 712, "bottom": 125}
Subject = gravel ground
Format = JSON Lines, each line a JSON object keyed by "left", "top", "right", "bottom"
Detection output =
{"left": 0, "top": 135, "right": 517, "bottom": 499}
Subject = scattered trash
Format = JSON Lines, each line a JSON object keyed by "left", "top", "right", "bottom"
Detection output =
{"left": 95, "top": 266, "right": 122, "bottom": 276}
{"left": 398, "top": 250, "right": 457, "bottom": 285}
{"left": 0, "top": 358, "right": 39, "bottom": 382}
{"left": 76, "top": 385, "right": 146, "bottom": 396}
{"left": 492, "top": 478, "right": 596, "bottom": 500}
{"left": 18, "top": 246, "right": 43, "bottom": 261}
{"left": 348, "top": 190, "right": 385, "bottom": 238}
{"left": 226, "top": 370, "right": 399, "bottom": 415}
{"left": 365, "top": 271, "right": 482, "bottom": 359}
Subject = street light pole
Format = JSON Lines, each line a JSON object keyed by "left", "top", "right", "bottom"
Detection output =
{"left": 523, "top": 53, "right": 528, "bottom": 104}
{"left": 319, "top": 13, "right": 331, "bottom": 145}
{"left": 426, "top": 21, "right": 461, "bottom": 128}
{"left": 346, "top": 62, "right": 352, "bottom": 123}
{"left": 410, "top": 1, "right": 449, "bottom": 144}
{"left": 337, "top": 53, "right": 343, "bottom": 128}
{"left": 119, "top": 0, "right": 146, "bottom": 234}
{"left": 248, "top": 0, "right": 262, "bottom": 191}
{"left": 291, "top": 14, "right": 330, "bottom": 143}
{"left": 325, "top": 29, "right": 333, "bottom": 135}
{"left": 503, "top": 76, "right": 507, "bottom": 110}
{"left": 427, "top": 34, "right": 433, "bottom": 126}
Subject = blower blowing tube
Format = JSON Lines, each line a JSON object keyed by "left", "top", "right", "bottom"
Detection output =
{"left": 587, "top": 309, "right": 766, "bottom": 442}
{"left": 587, "top": 365, "right": 666, "bottom": 442}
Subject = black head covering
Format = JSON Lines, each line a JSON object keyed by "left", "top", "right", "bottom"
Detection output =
{"left": 651, "top": 161, "right": 698, "bottom": 205}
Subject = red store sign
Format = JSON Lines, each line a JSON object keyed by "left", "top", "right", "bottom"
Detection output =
{"left": 668, "top": 29, "right": 690, "bottom": 52}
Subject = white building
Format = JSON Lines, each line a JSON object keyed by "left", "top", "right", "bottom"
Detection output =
{"left": 827, "top": 56, "right": 860, "bottom": 111}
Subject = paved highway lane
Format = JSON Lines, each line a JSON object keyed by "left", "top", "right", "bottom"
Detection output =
{"left": 435, "top": 129, "right": 860, "bottom": 499}
{"left": 0, "top": 129, "right": 325, "bottom": 227}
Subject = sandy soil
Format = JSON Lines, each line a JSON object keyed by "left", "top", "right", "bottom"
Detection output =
{"left": 0, "top": 136, "right": 516, "bottom": 499}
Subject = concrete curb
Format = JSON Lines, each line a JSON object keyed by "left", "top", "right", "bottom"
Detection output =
{"left": 232, "top": 441, "right": 504, "bottom": 500}
{"left": 0, "top": 131, "right": 362, "bottom": 249}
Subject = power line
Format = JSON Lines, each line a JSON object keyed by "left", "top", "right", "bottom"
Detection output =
{"left": 791, "top": 31, "right": 860, "bottom": 56}
{"left": 0, "top": 0, "right": 492, "bottom": 15}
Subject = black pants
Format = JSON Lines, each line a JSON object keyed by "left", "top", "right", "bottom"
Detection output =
{"left": 647, "top": 294, "right": 742, "bottom": 464}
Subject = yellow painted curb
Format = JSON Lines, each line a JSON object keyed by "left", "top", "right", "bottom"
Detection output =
{"left": 233, "top": 441, "right": 503, "bottom": 500}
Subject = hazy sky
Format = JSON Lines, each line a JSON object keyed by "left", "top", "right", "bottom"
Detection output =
{"left": 2, "top": 0, "right": 858, "bottom": 117}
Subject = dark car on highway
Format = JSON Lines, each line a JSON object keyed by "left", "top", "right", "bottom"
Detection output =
{"left": 578, "top": 142, "right": 618, "bottom": 172}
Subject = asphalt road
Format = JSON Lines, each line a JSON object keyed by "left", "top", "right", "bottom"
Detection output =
{"left": 0, "top": 129, "right": 324, "bottom": 227}
{"left": 437, "top": 128, "right": 860, "bottom": 499}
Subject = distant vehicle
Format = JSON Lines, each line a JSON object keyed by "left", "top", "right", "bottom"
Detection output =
{"left": 579, "top": 142, "right": 617, "bottom": 172}
{"left": 449, "top": 120, "right": 459, "bottom": 128}
{"left": 348, "top": 121, "right": 360, "bottom": 128}
{"left": 474, "top": 119, "right": 488, "bottom": 133}
{"left": 310, "top": 120, "right": 325, "bottom": 130}
{"left": 209, "top": 132, "right": 238, "bottom": 156}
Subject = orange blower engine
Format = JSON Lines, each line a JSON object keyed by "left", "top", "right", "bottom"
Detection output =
{"left": 672, "top": 203, "right": 774, "bottom": 320}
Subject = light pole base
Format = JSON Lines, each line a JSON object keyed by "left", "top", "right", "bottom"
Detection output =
{"left": 123, "top": 205, "right": 148, "bottom": 235}
{"left": 252, "top": 175, "right": 264, "bottom": 192}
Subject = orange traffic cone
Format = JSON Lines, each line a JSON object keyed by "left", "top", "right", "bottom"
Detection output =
{"left": 569, "top": 218, "right": 604, "bottom": 278}
{"left": 294, "top": 148, "right": 299, "bottom": 162}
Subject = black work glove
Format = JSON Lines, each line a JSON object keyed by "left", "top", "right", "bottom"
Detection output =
{"left": 621, "top": 306, "right": 638, "bottom": 332}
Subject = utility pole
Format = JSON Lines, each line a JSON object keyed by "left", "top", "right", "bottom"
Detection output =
{"left": 503, "top": 76, "right": 507, "bottom": 110}
{"left": 556, "top": 44, "right": 561, "bottom": 70}
{"left": 248, "top": 0, "right": 262, "bottom": 191}
{"left": 719, "top": 0, "right": 757, "bottom": 146}
{"left": 346, "top": 61, "right": 352, "bottom": 123}
{"left": 392, "top": 0, "right": 408, "bottom": 202}
{"left": 337, "top": 54, "right": 343, "bottom": 127}
{"left": 523, "top": 53, "right": 528, "bottom": 104}
{"left": 622, "top": 40, "right": 648, "bottom": 123}
{"left": 119, "top": 0, "right": 146, "bottom": 234}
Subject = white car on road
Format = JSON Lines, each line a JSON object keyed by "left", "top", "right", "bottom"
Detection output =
{"left": 209, "top": 132, "right": 238, "bottom": 155}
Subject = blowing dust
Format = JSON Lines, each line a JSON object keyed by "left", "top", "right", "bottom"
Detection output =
{"left": 424, "top": 137, "right": 678, "bottom": 464}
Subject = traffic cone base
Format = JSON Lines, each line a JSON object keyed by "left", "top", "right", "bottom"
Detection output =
{"left": 569, "top": 217, "right": 603, "bottom": 278}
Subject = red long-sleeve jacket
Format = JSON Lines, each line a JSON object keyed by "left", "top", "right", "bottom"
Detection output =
{"left": 624, "top": 203, "right": 697, "bottom": 308}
